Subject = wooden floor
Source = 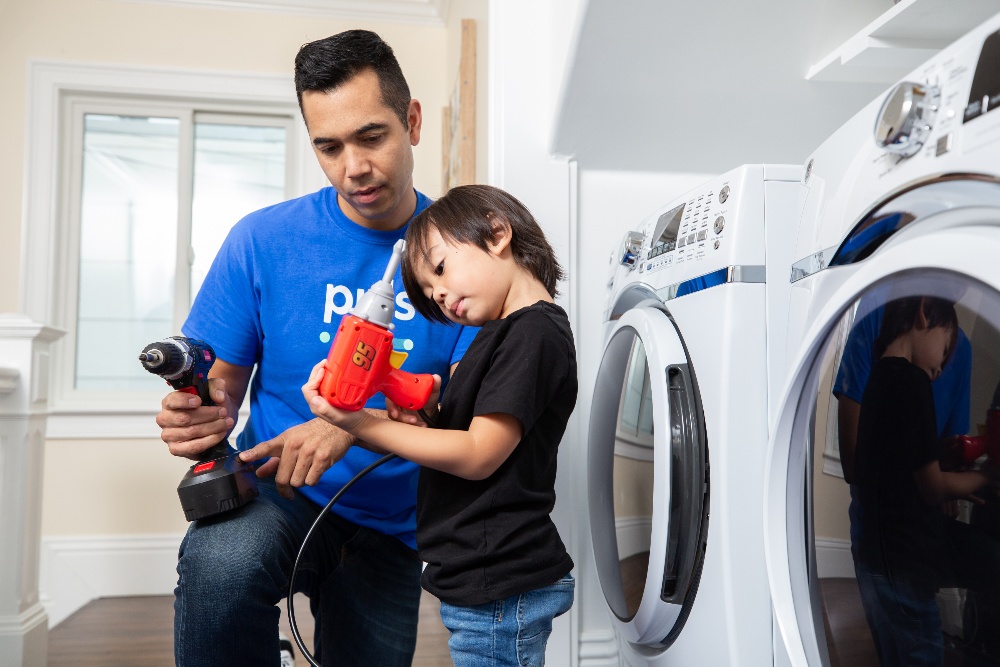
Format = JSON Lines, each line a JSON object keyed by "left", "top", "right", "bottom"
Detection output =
{"left": 51, "top": 576, "right": 995, "bottom": 665}
{"left": 48, "top": 590, "right": 450, "bottom": 666}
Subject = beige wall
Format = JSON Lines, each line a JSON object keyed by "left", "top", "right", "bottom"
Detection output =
{"left": 811, "top": 349, "right": 852, "bottom": 544}
{"left": 0, "top": 0, "right": 493, "bottom": 537}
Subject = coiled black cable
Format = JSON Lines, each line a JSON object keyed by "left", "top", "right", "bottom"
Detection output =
{"left": 286, "top": 407, "right": 437, "bottom": 666}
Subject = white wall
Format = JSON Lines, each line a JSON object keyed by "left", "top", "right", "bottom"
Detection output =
{"left": 488, "top": 1, "right": 585, "bottom": 663}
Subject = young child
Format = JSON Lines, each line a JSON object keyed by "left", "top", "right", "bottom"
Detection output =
{"left": 853, "top": 295, "right": 998, "bottom": 665}
{"left": 302, "top": 184, "right": 576, "bottom": 666}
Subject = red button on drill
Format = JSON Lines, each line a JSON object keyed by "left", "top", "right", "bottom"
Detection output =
{"left": 193, "top": 461, "right": 215, "bottom": 474}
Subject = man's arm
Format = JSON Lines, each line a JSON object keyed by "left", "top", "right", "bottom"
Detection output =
{"left": 837, "top": 396, "right": 861, "bottom": 485}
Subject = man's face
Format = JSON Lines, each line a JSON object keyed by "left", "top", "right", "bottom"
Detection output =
{"left": 302, "top": 68, "right": 421, "bottom": 230}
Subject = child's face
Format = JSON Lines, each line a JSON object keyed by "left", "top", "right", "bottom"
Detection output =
{"left": 413, "top": 225, "right": 508, "bottom": 326}
{"left": 911, "top": 323, "right": 954, "bottom": 381}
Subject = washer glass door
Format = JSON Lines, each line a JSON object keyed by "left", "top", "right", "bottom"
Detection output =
{"left": 588, "top": 304, "right": 709, "bottom": 648}
{"left": 776, "top": 263, "right": 1000, "bottom": 666}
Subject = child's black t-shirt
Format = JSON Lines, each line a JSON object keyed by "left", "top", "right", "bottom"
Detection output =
{"left": 416, "top": 300, "right": 577, "bottom": 606}
{"left": 855, "top": 355, "right": 943, "bottom": 595}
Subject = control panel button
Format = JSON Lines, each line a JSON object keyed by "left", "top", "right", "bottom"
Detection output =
{"left": 714, "top": 216, "right": 726, "bottom": 234}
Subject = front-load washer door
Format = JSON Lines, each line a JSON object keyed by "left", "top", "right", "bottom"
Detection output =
{"left": 768, "top": 212, "right": 1000, "bottom": 666}
{"left": 588, "top": 303, "right": 709, "bottom": 649}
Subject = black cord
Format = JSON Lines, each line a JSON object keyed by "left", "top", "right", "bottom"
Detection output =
{"left": 286, "top": 452, "right": 397, "bottom": 667}
{"left": 418, "top": 407, "right": 438, "bottom": 428}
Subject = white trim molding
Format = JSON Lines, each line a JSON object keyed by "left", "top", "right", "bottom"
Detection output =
{"left": 40, "top": 534, "right": 185, "bottom": 628}
{"left": 117, "top": 0, "right": 450, "bottom": 24}
{"left": 578, "top": 629, "right": 620, "bottom": 667}
{"left": 815, "top": 537, "right": 855, "bottom": 580}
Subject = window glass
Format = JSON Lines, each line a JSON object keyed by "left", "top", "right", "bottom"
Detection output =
{"left": 191, "top": 122, "right": 287, "bottom": 300}
{"left": 73, "top": 111, "right": 290, "bottom": 391}
{"left": 76, "top": 114, "right": 179, "bottom": 390}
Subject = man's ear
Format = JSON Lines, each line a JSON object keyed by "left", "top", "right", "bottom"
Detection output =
{"left": 407, "top": 99, "right": 422, "bottom": 146}
{"left": 487, "top": 215, "right": 512, "bottom": 255}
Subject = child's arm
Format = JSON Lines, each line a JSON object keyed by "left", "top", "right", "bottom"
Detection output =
{"left": 914, "top": 460, "right": 992, "bottom": 506}
{"left": 303, "top": 361, "right": 523, "bottom": 480}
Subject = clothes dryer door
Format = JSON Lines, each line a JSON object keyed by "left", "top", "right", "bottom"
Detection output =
{"left": 768, "top": 213, "right": 1000, "bottom": 666}
{"left": 588, "top": 303, "right": 709, "bottom": 649}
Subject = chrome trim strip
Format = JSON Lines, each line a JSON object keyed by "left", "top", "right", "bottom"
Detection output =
{"left": 655, "top": 264, "right": 767, "bottom": 302}
{"left": 790, "top": 246, "right": 838, "bottom": 283}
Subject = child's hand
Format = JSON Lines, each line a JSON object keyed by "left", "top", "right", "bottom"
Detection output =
{"left": 302, "top": 360, "right": 367, "bottom": 432}
{"left": 385, "top": 374, "right": 442, "bottom": 427}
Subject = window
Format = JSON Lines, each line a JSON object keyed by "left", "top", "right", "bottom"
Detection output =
{"left": 24, "top": 62, "right": 320, "bottom": 437}
{"left": 71, "top": 103, "right": 293, "bottom": 391}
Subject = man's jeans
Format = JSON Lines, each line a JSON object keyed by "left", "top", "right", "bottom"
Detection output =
{"left": 173, "top": 477, "right": 422, "bottom": 666}
{"left": 439, "top": 572, "right": 575, "bottom": 667}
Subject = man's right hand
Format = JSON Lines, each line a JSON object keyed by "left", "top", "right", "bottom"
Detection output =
{"left": 156, "top": 378, "right": 235, "bottom": 460}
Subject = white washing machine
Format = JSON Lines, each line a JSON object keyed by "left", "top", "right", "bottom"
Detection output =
{"left": 587, "top": 164, "right": 802, "bottom": 665}
{"left": 766, "top": 11, "right": 1000, "bottom": 666}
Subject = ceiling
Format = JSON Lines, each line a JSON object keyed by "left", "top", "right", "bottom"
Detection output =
{"left": 125, "top": 0, "right": 451, "bottom": 24}
{"left": 550, "top": 0, "right": 913, "bottom": 173}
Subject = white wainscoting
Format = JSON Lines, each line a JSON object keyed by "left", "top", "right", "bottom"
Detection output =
{"left": 815, "top": 537, "right": 855, "bottom": 579}
{"left": 39, "top": 534, "right": 184, "bottom": 628}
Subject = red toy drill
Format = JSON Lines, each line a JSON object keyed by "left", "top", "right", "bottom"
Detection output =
{"left": 955, "top": 381, "right": 1000, "bottom": 464}
{"left": 319, "top": 240, "right": 434, "bottom": 412}
{"left": 139, "top": 336, "right": 259, "bottom": 521}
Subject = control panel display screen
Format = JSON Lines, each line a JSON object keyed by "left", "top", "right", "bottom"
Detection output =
{"left": 964, "top": 28, "right": 1000, "bottom": 124}
{"left": 648, "top": 204, "right": 684, "bottom": 259}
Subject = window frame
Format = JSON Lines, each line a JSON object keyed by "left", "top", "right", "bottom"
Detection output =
{"left": 24, "top": 61, "right": 325, "bottom": 438}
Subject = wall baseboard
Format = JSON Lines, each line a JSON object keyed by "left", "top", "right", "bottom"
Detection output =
{"left": 815, "top": 537, "right": 855, "bottom": 579}
{"left": 578, "top": 629, "right": 619, "bottom": 666}
{"left": 39, "top": 534, "right": 184, "bottom": 628}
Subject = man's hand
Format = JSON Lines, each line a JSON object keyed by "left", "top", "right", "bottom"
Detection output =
{"left": 156, "top": 378, "right": 234, "bottom": 460}
{"left": 386, "top": 374, "right": 442, "bottom": 426}
{"left": 239, "top": 418, "right": 353, "bottom": 499}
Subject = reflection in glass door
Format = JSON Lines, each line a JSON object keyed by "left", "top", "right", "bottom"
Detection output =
{"left": 588, "top": 306, "right": 709, "bottom": 648}
{"left": 799, "top": 271, "right": 1000, "bottom": 666}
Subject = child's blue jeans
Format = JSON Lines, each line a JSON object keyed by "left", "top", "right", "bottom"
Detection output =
{"left": 439, "top": 572, "right": 575, "bottom": 667}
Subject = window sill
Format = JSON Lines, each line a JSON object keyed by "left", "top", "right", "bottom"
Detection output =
{"left": 46, "top": 408, "right": 249, "bottom": 440}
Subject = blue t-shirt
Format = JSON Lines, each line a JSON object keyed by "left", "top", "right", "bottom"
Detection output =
{"left": 183, "top": 187, "right": 477, "bottom": 549}
{"left": 834, "top": 303, "right": 971, "bottom": 439}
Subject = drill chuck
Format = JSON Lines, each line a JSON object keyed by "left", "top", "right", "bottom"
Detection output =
{"left": 139, "top": 338, "right": 196, "bottom": 381}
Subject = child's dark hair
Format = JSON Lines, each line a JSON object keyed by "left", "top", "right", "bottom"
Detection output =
{"left": 402, "top": 185, "right": 565, "bottom": 324}
{"left": 294, "top": 30, "right": 411, "bottom": 129}
{"left": 874, "top": 296, "right": 959, "bottom": 360}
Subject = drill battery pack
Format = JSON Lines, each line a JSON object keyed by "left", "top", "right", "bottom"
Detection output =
{"left": 178, "top": 451, "right": 259, "bottom": 522}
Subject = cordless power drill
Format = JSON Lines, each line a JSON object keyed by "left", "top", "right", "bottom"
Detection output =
{"left": 139, "top": 336, "right": 259, "bottom": 521}
{"left": 319, "top": 239, "right": 434, "bottom": 411}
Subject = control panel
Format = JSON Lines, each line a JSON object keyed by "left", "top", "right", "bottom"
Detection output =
{"left": 639, "top": 182, "right": 734, "bottom": 276}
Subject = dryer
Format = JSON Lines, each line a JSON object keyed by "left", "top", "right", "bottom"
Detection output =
{"left": 765, "top": 11, "right": 1000, "bottom": 666}
{"left": 587, "top": 164, "right": 802, "bottom": 665}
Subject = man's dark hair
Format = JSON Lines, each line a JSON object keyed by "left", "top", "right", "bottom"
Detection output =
{"left": 402, "top": 185, "right": 566, "bottom": 324}
{"left": 874, "top": 295, "right": 959, "bottom": 361}
{"left": 294, "top": 30, "right": 411, "bottom": 128}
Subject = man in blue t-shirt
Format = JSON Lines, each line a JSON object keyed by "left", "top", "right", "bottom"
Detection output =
{"left": 156, "top": 31, "right": 475, "bottom": 667}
